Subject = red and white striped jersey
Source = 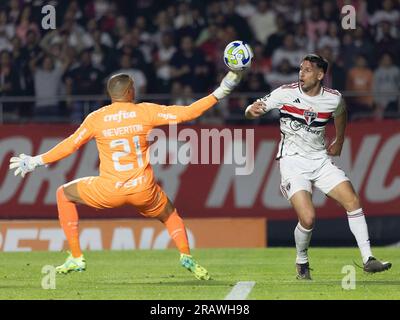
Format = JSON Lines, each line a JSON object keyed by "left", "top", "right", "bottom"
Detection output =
{"left": 255, "top": 82, "right": 344, "bottom": 160}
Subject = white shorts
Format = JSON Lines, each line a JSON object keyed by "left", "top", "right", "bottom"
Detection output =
{"left": 279, "top": 154, "right": 350, "bottom": 200}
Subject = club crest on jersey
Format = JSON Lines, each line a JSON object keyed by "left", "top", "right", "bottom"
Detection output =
{"left": 303, "top": 109, "right": 317, "bottom": 125}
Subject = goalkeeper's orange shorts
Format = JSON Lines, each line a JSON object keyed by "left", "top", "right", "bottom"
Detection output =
{"left": 72, "top": 176, "right": 169, "bottom": 218}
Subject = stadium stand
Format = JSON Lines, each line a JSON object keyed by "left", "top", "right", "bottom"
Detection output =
{"left": 0, "top": 0, "right": 398, "bottom": 123}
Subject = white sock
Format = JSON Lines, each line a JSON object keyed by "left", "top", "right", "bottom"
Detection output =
{"left": 347, "top": 208, "right": 372, "bottom": 264}
{"left": 294, "top": 223, "right": 313, "bottom": 264}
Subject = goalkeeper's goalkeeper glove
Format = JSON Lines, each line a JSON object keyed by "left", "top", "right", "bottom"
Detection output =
{"left": 212, "top": 71, "right": 243, "bottom": 100}
{"left": 9, "top": 154, "right": 44, "bottom": 178}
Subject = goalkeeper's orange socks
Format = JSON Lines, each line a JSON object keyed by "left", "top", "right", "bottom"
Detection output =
{"left": 56, "top": 186, "right": 82, "bottom": 258}
{"left": 163, "top": 210, "right": 190, "bottom": 255}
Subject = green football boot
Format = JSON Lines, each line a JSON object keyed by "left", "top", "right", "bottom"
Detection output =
{"left": 180, "top": 253, "right": 210, "bottom": 280}
{"left": 56, "top": 253, "right": 86, "bottom": 274}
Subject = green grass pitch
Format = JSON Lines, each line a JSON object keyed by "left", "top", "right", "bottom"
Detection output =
{"left": 0, "top": 248, "right": 398, "bottom": 300}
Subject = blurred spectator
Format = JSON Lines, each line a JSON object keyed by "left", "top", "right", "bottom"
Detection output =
{"left": 10, "top": 36, "right": 23, "bottom": 69}
{"left": 15, "top": 5, "right": 40, "bottom": 45}
{"left": 116, "top": 35, "right": 146, "bottom": 71}
{"left": 294, "top": 22, "right": 313, "bottom": 53}
{"left": 111, "top": 54, "right": 147, "bottom": 101}
{"left": 264, "top": 14, "right": 287, "bottom": 56}
{"left": 133, "top": 16, "right": 155, "bottom": 59}
{"left": 170, "top": 35, "right": 209, "bottom": 92}
{"left": 56, "top": 11, "right": 89, "bottom": 53}
{"left": 271, "top": 34, "right": 306, "bottom": 70}
{"left": 65, "top": 0, "right": 84, "bottom": 22}
{"left": 169, "top": 81, "right": 197, "bottom": 124}
{"left": 352, "top": 26, "right": 374, "bottom": 66}
{"left": 205, "top": 1, "right": 222, "bottom": 25}
{"left": 64, "top": 49, "right": 104, "bottom": 122}
{"left": 341, "top": 28, "right": 374, "bottom": 70}
{"left": 250, "top": 42, "right": 271, "bottom": 75}
{"left": 222, "top": 0, "right": 254, "bottom": 42}
{"left": 373, "top": 53, "right": 400, "bottom": 118}
{"left": 20, "top": 29, "right": 40, "bottom": 73}
{"left": 19, "top": 29, "right": 41, "bottom": 117}
{"left": 375, "top": 21, "right": 400, "bottom": 66}
{"left": 242, "top": 71, "right": 270, "bottom": 94}
{"left": 318, "top": 22, "right": 340, "bottom": 60}
{"left": 184, "top": 7, "right": 207, "bottom": 41}
{"left": 90, "top": 29, "right": 114, "bottom": 72}
{"left": 321, "top": 0, "right": 339, "bottom": 23}
{"left": 318, "top": 46, "right": 346, "bottom": 91}
{"left": 248, "top": 0, "right": 277, "bottom": 45}
{"left": 131, "top": 26, "right": 153, "bottom": 64}
{"left": 275, "top": 0, "right": 295, "bottom": 18}
{"left": 30, "top": 55, "right": 70, "bottom": 120}
{"left": 21, "top": 30, "right": 42, "bottom": 67}
{"left": 112, "top": 15, "right": 129, "bottom": 43}
{"left": 152, "top": 10, "right": 174, "bottom": 48}
{"left": 83, "top": 18, "right": 114, "bottom": 49}
{"left": 235, "top": 0, "right": 256, "bottom": 19}
{"left": 346, "top": 54, "right": 374, "bottom": 119}
{"left": 292, "top": 0, "right": 313, "bottom": 24}
{"left": 0, "top": 50, "right": 21, "bottom": 120}
{"left": 171, "top": 82, "right": 196, "bottom": 106}
{"left": 98, "top": 3, "right": 117, "bottom": 33}
{"left": 197, "top": 23, "right": 219, "bottom": 61}
{"left": 0, "top": 9, "right": 15, "bottom": 51}
{"left": 174, "top": 2, "right": 193, "bottom": 30}
{"left": 265, "top": 59, "right": 298, "bottom": 89}
{"left": 154, "top": 32, "right": 177, "bottom": 93}
{"left": 93, "top": 0, "right": 111, "bottom": 20}
{"left": 306, "top": 5, "right": 328, "bottom": 44}
{"left": 369, "top": 0, "right": 399, "bottom": 40}
{"left": 7, "top": 0, "right": 20, "bottom": 24}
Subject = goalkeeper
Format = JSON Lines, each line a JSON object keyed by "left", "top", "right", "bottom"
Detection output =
{"left": 9, "top": 71, "right": 242, "bottom": 280}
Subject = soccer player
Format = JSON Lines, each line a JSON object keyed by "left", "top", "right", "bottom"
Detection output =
{"left": 245, "top": 54, "right": 391, "bottom": 280}
{"left": 9, "top": 71, "right": 242, "bottom": 280}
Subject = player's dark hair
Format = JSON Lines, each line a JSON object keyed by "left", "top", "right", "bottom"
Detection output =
{"left": 302, "top": 54, "right": 329, "bottom": 73}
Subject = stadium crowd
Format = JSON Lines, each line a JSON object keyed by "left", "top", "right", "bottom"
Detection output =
{"left": 0, "top": 0, "right": 399, "bottom": 123}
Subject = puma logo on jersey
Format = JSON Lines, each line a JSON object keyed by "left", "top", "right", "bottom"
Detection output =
{"left": 104, "top": 111, "right": 136, "bottom": 123}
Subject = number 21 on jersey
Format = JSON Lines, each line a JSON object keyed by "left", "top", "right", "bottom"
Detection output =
{"left": 110, "top": 137, "right": 144, "bottom": 172}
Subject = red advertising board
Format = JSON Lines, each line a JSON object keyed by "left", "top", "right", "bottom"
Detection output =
{"left": 0, "top": 121, "right": 399, "bottom": 220}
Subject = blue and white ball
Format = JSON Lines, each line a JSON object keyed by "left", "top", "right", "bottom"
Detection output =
{"left": 223, "top": 40, "right": 253, "bottom": 71}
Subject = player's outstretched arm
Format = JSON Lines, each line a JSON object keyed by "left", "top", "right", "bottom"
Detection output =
{"left": 9, "top": 154, "right": 45, "bottom": 178}
{"left": 245, "top": 87, "right": 284, "bottom": 120}
{"left": 245, "top": 100, "right": 267, "bottom": 119}
{"left": 9, "top": 115, "right": 95, "bottom": 178}
{"left": 148, "top": 71, "right": 243, "bottom": 126}
{"left": 211, "top": 71, "right": 243, "bottom": 100}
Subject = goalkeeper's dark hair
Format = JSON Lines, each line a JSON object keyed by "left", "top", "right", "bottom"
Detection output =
{"left": 302, "top": 54, "right": 329, "bottom": 73}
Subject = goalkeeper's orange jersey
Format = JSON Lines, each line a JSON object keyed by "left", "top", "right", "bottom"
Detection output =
{"left": 41, "top": 95, "right": 217, "bottom": 193}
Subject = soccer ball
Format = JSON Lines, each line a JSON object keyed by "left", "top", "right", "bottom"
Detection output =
{"left": 223, "top": 40, "right": 253, "bottom": 71}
